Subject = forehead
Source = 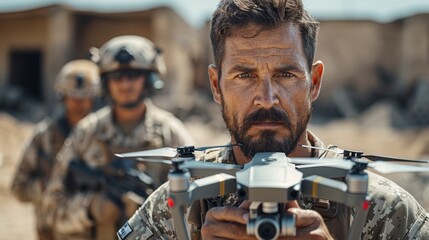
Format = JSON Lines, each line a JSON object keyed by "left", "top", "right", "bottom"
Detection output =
{"left": 223, "top": 22, "right": 304, "bottom": 62}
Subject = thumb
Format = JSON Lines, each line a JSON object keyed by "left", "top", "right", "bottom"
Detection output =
{"left": 286, "top": 200, "right": 300, "bottom": 209}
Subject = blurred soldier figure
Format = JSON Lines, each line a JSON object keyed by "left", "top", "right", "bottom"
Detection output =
{"left": 11, "top": 59, "right": 100, "bottom": 240}
{"left": 43, "top": 35, "right": 194, "bottom": 240}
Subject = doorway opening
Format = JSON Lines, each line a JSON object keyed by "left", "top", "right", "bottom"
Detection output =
{"left": 9, "top": 50, "right": 43, "bottom": 100}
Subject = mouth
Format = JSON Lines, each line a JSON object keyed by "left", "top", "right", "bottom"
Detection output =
{"left": 249, "top": 121, "right": 284, "bottom": 129}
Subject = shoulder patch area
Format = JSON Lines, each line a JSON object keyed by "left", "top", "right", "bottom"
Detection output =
{"left": 117, "top": 222, "right": 133, "bottom": 240}
{"left": 117, "top": 211, "right": 155, "bottom": 240}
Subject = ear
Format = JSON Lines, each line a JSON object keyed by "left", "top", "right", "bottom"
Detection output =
{"left": 309, "top": 60, "right": 324, "bottom": 101}
{"left": 208, "top": 64, "right": 222, "bottom": 104}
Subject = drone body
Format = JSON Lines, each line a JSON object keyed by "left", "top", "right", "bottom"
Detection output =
{"left": 236, "top": 152, "right": 302, "bottom": 202}
{"left": 117, "top": 145, "right": 429, "bottom": 240}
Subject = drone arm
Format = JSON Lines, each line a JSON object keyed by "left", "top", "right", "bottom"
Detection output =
{"left": 301, "top": 176, "right": 370, "bottom": 240}
{"left": 188, "top": 173, "right": 237, "bottom": 201}
{"left": 297, "top": 164, "right": 351, "bottom": 178}
{"left": 184, "top": 162, "right": 241, "bottom": 178}
{"left": 168, "top": 173, "right": 236, "bottom": 240}
{"left": 301, "top": 176, "right": 366, "bottom": 207}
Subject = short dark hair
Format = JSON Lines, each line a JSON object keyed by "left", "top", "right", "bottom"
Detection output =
{"left": 210, "top": 0, "right": 319, "bottom": 74}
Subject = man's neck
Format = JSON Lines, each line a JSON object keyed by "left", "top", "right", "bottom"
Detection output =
{"left": 113, "top": 101, "right": 146, "bottom": 131}
{"left": 232, "top": 130, "right": 313, "bottom": 165}
{"left": 66, "top": 112, "right": 83, "bottom": 128}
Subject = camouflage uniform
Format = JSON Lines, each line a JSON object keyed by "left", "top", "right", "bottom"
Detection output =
{"left": 11, "top": 115, "right": 71, "bottom": 240}
{"left": 43, "top": 99, "right": 193, "bottom": 240}
{"left": 11, "top": 59, "right": 99, "bottom": 240}
{"left": 120, "top": 130, "right": 429, "bottom": 240}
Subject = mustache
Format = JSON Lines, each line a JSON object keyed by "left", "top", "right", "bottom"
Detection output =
{"left": 243, "top": 108, "right": 292, "bottom": 128}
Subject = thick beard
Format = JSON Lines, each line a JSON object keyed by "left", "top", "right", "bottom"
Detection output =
{"left": 221, "top": 99, "right": 310, "bottom": 159}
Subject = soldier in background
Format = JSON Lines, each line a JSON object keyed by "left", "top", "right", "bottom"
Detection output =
{"left": 11, "top": 59, "right": 100, "bottom": 240}
{"left": 43, "top": 35, "right": 194, "bottom": 240}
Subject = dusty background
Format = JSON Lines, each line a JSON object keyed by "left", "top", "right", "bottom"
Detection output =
{"left": 1, "top": 101, "right": 429, "bottom": 240}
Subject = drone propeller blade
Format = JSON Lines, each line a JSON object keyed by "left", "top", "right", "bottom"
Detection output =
{"left": 362, "top": 154, "right": 429, "bottom": 164}
{"left": 369, "top": 161, "right": 429, "bottom": 174}
{"left": 300, "top": 144, "right": 429, "bottom": 165}
{"left": 194, "top": 143, "right": 240, "bottom": 151}
{"left": 115, "top": 147, "right": 177, "bottom": 158}
{"left": 299, "top": 145, "right": 343, "bottom": 154}
{"left": 293, "top": 158, "right": 355, "bottom": 169}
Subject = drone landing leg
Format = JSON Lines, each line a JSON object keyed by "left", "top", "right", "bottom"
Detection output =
{"left": 171, "top": 203, "right": 190, "bottom": 240}
{"left": 347, "top": 206, "right": 369, "bottom": 240}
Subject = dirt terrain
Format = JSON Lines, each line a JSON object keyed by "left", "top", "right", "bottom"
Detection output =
{"left": 0, "top": 103, "right": 428, "bottom": 239}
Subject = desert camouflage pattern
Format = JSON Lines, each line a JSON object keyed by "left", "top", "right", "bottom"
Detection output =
{"left": 120, "top": 130, "right": 429, "bottom": 240}
{"left": 11, "top": 115, "right": 71, "bottom": 240}
{"left": 43, "top": 99, "right": 193, "bottom": 240}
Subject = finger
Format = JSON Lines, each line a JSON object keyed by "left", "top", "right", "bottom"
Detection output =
{"left": 287, "top": 208, "right": 320, "bottom": 228}
{"left": 285, "top": 200, "right": 300, "bottom": 209}
{"left": 238, "top": 200, "right": 251, "bottom": 209}
{"left": 201, "top": 220, "right": 253, "bottom": 240}
{"left": 206, "top": 206, "right": 248, "bottom": 224}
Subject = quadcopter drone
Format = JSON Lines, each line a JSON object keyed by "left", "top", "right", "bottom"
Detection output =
{"left": 117, "top": 144, "right": 429, "bottom": 240}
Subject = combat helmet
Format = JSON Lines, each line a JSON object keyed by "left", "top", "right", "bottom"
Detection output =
{"left": 55, "top": 59, "right": 100, "bottom": 98}
{"left": 92, "top": 35, "right": 166, "bottom": 90}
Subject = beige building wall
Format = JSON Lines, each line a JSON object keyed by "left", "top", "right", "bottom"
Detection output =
{"left": 1, "top": 6, "right": 427, "bottom": 113}
{"left": 45, "top": 6, "right": 74, "bottom": 102}
{"left": 0, "top": 11, "right": 47, "bottom": 91}
{"left": 313, "top": 15, "right": 429, "bottom": 114}
{"left": 315, "top": 20, "right": 385, "bottom": 108}
{"left": 150, "top": 8, "right": 200, "bottom": 110}
{"left": 74, "top": 13, "right": 153, "bottom": 57}
{"left": 399, "top": 14, "right": 429, "bottom": 85}
{"left": 0, "top": 5, "right": 199, "bottom": 110}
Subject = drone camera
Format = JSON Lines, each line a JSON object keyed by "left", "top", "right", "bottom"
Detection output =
{"left": 248, "top": 213, "right": 296, "bottom": 240}
{"left": 247, "top": 202, "right": 296, "bottom": 240}
{"left": 254, "top": 214, "right": 280, "bottom": 240}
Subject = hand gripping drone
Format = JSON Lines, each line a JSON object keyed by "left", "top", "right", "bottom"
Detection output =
{"left": 117, "top": 145, "right": 429, "bottom": 240}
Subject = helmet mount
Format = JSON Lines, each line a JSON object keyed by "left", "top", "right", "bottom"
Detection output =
{"left": 55, "top": 60, "right": 100, "bottom": 99}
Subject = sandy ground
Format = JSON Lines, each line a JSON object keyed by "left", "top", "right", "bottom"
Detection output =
{"left": 1, "top": 106, "right": 429, "bottom": 239}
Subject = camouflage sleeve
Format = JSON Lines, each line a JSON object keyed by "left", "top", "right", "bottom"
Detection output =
{"left": 362, "top": 172, "right": 429, "bottom": 239}
{"left": 42, "top": 133, "right": 94, "bottom": 234}
{"left": 118, "top": 182, "right": 178, "bottom": 240}
{"left": 10, "top": 128, "right": 44, "bottom": 203}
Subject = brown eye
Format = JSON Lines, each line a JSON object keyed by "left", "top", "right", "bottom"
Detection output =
{"left": 278, "top": 72, "right": 294, "bottom": 78}
{"left": 237, "top": 73, "right": 252, "bottom": 79}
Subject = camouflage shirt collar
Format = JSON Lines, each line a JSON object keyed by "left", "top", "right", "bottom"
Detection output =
{"left": 95, "top": 99, "right": 159, "bottom": 142}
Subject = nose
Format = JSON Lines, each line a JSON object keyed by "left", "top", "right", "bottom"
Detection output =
{"left": 254, "top": 77, "right": 279, "bottom": 109}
